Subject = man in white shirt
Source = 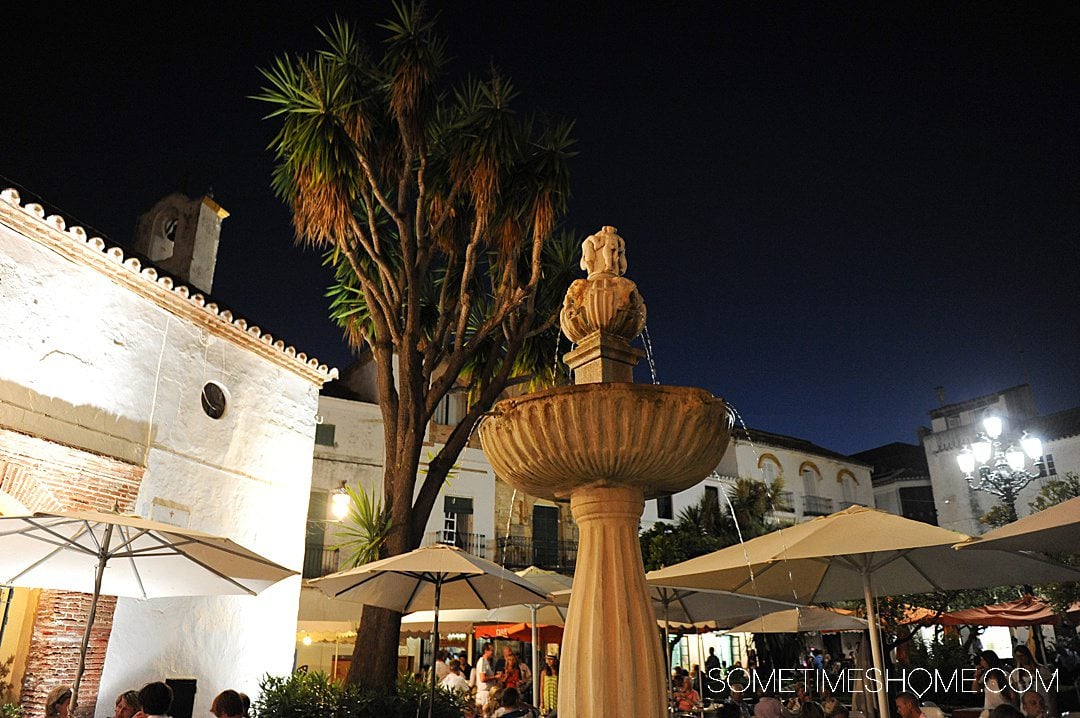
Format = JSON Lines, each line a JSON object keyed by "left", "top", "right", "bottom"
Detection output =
{"left": 475, "top": 642, "right": 499, "bottom": 709}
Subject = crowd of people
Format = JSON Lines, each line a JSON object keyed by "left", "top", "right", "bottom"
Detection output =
{"left": 429, "top": 642, "right": 558, "bottom": 717}
{"left": 43, "top": 681, "right": 249, "bottom": 718}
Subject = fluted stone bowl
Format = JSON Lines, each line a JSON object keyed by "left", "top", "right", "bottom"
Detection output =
{"left": 478, "top": 383, "right": 731, "bottom": 501}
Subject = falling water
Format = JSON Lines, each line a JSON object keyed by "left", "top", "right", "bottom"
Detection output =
{"left": 641, "top": 324, "right": 659, "bottom": 384}
{"left": 722, "top": 402, "right": 803, "bottom": 608}
{"left": 552, "top": 332, "right": 562, "bottom": 385}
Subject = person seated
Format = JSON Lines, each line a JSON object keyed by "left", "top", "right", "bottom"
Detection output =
{"left": 136, "top": 682, "right": 173, "bottom": 718}
{"left": 493, "top": 687, "right": 537, "bottom": 718}
{"left": 210, "top": 690, "right": 245, "bottom": 718}
{"left": 45, "top": 686, "right": 72, "bottom": 718}
{"left": 441, "top": 659, "right": 471, "bottom": 694}
{"left": 675, "top": 675, "right": 702, "bottom": 712}
{"left": 784, "top": 682, "right": 809, "bottom": 716}
{"left": 1020, "top": 690, "right": 1048, "bottom": 718}
{"left": 832, "top": 706, "right": 850, "bottom": 718}
{"left": 727, "top": 682, "right": 753, "bottom": 718}
{"left": 802, "top": 701, "right": 826, "bottom": 718}
{"left": 754, "top": 693, "right": 784, "bottom": 718}
{"left": 114, "top": 691, "right": 141, "bottom": 718}
{"left": 818, "top": 687, "right": 839, "bottom": 717}
{"left": 989, "top": 706, "right": 1024, "bottom": 718}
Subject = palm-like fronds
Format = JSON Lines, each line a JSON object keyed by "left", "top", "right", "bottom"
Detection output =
{"left": 333, "top": 485, "right": 392, "bottom": 568}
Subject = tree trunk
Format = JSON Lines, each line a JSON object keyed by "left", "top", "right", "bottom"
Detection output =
{"left": 346, "top": 604, "right": 403, "bottom": 689}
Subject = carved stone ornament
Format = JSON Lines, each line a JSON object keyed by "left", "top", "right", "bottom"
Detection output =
{"left": 580, "top": 225, "right": 627, "bottom": 278}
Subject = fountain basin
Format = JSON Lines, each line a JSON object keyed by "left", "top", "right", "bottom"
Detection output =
{"left": 478, "top": 382, "right": 730, "bottom": 501}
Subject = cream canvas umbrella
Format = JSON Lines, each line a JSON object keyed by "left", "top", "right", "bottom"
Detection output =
{"left": 0, "top": 508, "right": 296, "bottom": 712}
{"left": 647, "top": 505, "right": 1080, "bottom": 718}
{"left": 725, "top": 606, "right": 868, "bottom": 634}
{"left": 310, "top": 543, "right": 549, "bottom": 718}
{"left": 955, "top": 496, "right": 1080, "bottom": 553}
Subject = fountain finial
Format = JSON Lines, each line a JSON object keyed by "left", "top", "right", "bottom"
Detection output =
{"left": 560, "top": 225, "right": 646, "bottom": 384}
{"left": 580, "top": 225, "right": 627, "bottom": 278}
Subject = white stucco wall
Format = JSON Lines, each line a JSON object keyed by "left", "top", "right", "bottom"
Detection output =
{"left": 0, "top": 210, "right": 325, "bottom": 711}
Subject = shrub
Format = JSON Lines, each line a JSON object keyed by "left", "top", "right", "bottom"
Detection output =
{"left": 254, "top": 671, "right": 467, "bottom": 718}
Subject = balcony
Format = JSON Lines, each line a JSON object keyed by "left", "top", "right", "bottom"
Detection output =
{"left": 303, "top": 543, "right": 340, "bottom": 579}
{"left": 803, "top": 494, "right": 834, "bottom": 516}
{"left": 773, "top": 491, "right": 795, "bottom": 512}
{"left": 425, "top": 530, "right": 488, "bottom": 558}
{"left": 496, "top": 536, "right": 578, "bottom": 572}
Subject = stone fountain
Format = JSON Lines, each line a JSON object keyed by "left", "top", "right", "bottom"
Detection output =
{"left": 479, "top": 226, "right": 731, "bottom": 717}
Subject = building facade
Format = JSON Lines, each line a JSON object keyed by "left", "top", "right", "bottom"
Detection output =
{"left": 0, "top": 189, "right": 335, "bottom": 717}
{"left": 641, "top": 427, "right": 874, "bottom": 527}
{"left": 852, "top": 442, "right": 937, "bottom": 525}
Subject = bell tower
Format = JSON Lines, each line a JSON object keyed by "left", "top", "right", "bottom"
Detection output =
{"left": 133, "top": 192, "right": 228, "bottom": 293}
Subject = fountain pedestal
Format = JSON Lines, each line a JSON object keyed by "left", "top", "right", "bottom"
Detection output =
{"left": 560, "top": 486, "right": 667, "bottom": 715}
{"left": 479, "top": 227, "right": 731, "bottom": 717}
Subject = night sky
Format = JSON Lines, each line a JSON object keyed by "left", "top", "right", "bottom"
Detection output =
{"left": 3, "top": 2, "right": 1078, "bottom": 455}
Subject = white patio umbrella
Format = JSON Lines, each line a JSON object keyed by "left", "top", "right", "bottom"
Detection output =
{"left": 725, "top": 606, "right": 868, "bottom": 634}
{"left": 515, "top": 566, "right": 573, "bottom": 703}
{"left": 310, "top": 543, "right": 549, "bottom": 718}
{"left": 955, "top": 496, "right": 1080, "bottom": 553}
{"left": 647, "top": 505, "right": 1080, "bottom": 718}
{"left": 0, "top": 508, "right": 296, "bottom": 712}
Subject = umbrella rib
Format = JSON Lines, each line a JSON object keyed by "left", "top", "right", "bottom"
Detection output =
{"left": 139, "top": 530, "right": 258, "bottom": 596}
{"left": 462, "top": 575, "right": 489, "bottom": 609}
{"left": 401, "top": 575, "right": 428, "bottom": 612}
{"left": 116, "top": 525, "right": 149, "bottom": 599}
{"left": 4, "top": 520, "right": 98, "bottom": 584}
{"left": 897, "top": 552, "right": 944, "bottom": 593}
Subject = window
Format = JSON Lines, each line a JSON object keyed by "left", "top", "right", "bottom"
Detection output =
{"left": 800, "top": 462, "right": 821, "bottom": 496}
{"left": 946, "top": 414, "right": 961, "bottom": 429}
{"left": 838, "top": 470, "right": 857, "bottom": 504}
{"left": 1037, "top": 454, "right": 1057, "bottom": 478}
{"left": 758, "top": 455, "right": 781, "bottom": 485}
{"left": 442, "top": 496, "right": 474, "bottom": 549}
{"left": 656, "top": 494, "right": 674, "bottom": 520}
{"left": 200, "top": 382, "right": 228, "bottom": 419}
{"left": 314, "top": 423, "right": 336, "bottom": 446}
{"left": 704, "top": 485, "right": 720, "bottom": 507}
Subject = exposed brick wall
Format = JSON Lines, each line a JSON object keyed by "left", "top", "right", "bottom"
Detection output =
{"left": 0, "top": 428, "right": 143, "bottom": 718}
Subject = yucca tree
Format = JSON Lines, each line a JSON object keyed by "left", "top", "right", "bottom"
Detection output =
{"left": 257, "top": 4, "right": 577, "bottom": 690}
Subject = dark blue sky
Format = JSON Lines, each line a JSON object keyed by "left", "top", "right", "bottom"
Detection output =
{"left": 3, "top": 2, "right": 1077, "bottom": 454}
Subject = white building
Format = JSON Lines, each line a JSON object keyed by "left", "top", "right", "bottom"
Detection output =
{"left": 919, "top": 384, "right": 1080, "bottom": 535}
{"left": 852, "top": 442, "right": 938, "bottom": 525}
{"left": 641, "top": 427, "right": 874, "bottom": 527}
{"left": 0, "top": 189, "right": 335, "bottom": 718}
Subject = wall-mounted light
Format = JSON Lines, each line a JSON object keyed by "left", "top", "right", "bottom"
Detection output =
{"left": 331, "top": 481, "right": 350, "bottom": 521}
{"left": 301, "top": 635, "right": 313, "bottom": 646}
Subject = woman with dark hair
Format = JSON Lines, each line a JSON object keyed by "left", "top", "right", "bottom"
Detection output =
{"left": 540, "top": 654, "right": 559, "bottom": 716}
{"left": 210, "top": 690, "right": 245, "bottom": 718}
{"left": 974, "top": 650, "right": 1012, "bottom": 718}
{"left": 45, "top": 686, "right": 72, "bottom": 718}
{"left": 1012, "top": 645, "right": 1057, "bottom": 717}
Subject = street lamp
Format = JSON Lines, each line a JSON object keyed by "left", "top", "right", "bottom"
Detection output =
{"left": 330, "top": 480, "right": 350, "bottom": 521}
{"left": 956, "top": 415, "right": 1043, "bottom": 522}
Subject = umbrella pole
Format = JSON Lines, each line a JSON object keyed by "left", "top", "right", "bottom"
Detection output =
{"left": 429, "top": 578, "right": 441, "bottom": 718}
{"left": 72, "top": 522, "right": 114, "bottom": 714}
{"left": 531, "top": 604, "right": 540, "bottom": 708}
{"left": 861, "top": 566, "right": 890, "bottom": 718}
{"left": 664, "top": 600, "right": 672, "bottom": 711}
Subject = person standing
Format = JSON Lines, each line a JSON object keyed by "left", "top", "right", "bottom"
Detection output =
{"left": 706, "top": 647, "right": 722, "bottom": 699}
{"left": 476, "top": 642, "right": 500, "bottom": 711}
{"left": 539, "top": 654, "right": 559, "bottom": 716}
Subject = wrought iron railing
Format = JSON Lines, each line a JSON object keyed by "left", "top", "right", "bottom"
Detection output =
{"left": 496, "top": 536, "right": 578, "bottom": 572}
{"left": 773, "top": 491, "right": 795, "bottom": 512}
{"left": 425, "top": 530, "right": 488, "bottom": 558}
{"left": 303, "top": 543, "right": 340, "bottom": 579}
{"left": 803, "top": 494, "right": 834, "bottom": 516}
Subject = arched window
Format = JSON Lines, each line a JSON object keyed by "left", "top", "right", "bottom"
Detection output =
{"left": 799, "top": 462, "right": 821, "bottom": 497}
{"left": 838, "top": 469, "right": 858, "bottom": 504}
{"left": 757, "top": 454, "right": 782, "bottom": 486}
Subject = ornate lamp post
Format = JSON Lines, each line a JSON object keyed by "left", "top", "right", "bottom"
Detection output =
{"left": 957, "top": 415, "right": 1043, "bottom": 522}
